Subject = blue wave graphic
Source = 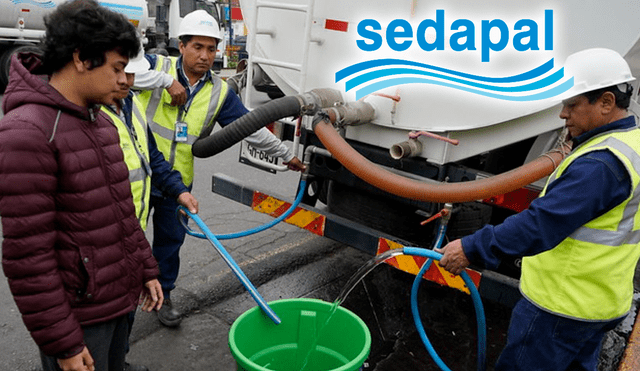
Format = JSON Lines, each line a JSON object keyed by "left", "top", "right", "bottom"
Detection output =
{"left": 358, "top": 76, "right": 574, "bottom": 102}
{"left": 100, "top": 2, "right": 144, "bottom": 18}
{"left": 336, "top": 58, "right": 555, "bottom": 83}
{"left": 335, "top": 58, "right": 573, "bottom": 101}
{"left": 11, "top": 0, "right": 56, "bottom": 8}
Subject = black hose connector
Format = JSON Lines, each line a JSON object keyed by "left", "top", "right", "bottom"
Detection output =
{"left": 192, "top": 95, "right": 303, "bottom": 158}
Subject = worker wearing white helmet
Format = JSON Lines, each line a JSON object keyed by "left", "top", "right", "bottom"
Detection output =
{"left": 178, "top": 9, "right": 223, "bottom": 40}
{"left": 133, "top": 9, "right": 306, "bottom": 328}
{"left": 437, "top": 48, "right": 640, "bottom": 371}
{"left": 102, "top": 43, "right": 199, "bottom": 371}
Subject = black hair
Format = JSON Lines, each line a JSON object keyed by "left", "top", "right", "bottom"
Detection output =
{"left": 41, "top": 0, "right": 140, "bottom": 74}
{"left": 178, "top": 35, "right": 219, "bottom": 47}
{"left": 583, "top": 84, "right": 634, "bottom": 109}
{"left": 179, "top": 35, "right": 194, "bottom": 46}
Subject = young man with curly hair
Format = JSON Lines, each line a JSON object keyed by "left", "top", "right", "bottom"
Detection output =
{"left": 0, "top": 1, "right": 163, "bottom": 370}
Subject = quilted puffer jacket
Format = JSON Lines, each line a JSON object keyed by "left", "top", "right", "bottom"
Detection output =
{"left": 0, "top": 53, "right": 159, "bottom": 358}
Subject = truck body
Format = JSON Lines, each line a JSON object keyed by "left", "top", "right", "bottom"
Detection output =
{"left": 236, "top": 0, "right": 640, "bottom": 266}
{"left": 219, "top": 2, "right": 640, "bottom": 368}
{"left": 146, "top": 0, "right": 226, "bottom": 70}
{"left": 0, "top": 0, "right": 227, "bottom": 90}
{"left": 0, "top": 0, "right": 150, "bottom": 88}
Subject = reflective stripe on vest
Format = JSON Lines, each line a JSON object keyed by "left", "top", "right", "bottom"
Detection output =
{"left": 102, "top": 98, "right": 152, "bottom": 230}
{"left": 137, "top": 56, "right": 228, "bottom": 187}
{"left": 521, "top": 126, "right": 640, "bottom": 321}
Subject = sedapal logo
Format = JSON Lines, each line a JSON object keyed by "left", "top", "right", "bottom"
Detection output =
{"left": 335, "top": 9, "right": 573, "bottom": 102}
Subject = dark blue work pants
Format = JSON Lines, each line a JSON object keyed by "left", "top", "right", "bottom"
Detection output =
{"left": 495, "top": 298, "right": 623, "bottom": 371}
{"left": 150, "top": 194, "right": 188, "bottom": 300}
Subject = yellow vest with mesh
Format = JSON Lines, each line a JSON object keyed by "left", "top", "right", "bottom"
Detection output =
{"left": 520, "top": 126, "right": 640, "bottom": 321}
{"left": 136, "top": 56, "right": 228, "bottom": 187}
{"left": 103, "top": 96, "right": 153, "bottom": 230}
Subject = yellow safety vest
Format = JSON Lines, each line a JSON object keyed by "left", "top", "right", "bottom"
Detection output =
{"left": 103, "top": 97, "right": 153, "bottom": 230}
{"left": 521, "top": 126, "right": 640, "bottom": 321}
{"left": 136, "top": 56, "right": 228, "bottom": 187}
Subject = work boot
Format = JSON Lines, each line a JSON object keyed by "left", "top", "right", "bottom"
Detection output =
{"left": 157, "top": 298, "right": 182, "bottom": 327}
{"left": 124, "top": 362, "right": 149, "bottom": 371}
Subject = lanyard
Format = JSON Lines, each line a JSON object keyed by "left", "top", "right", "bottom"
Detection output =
{"left": 177, "top": 59, "right": 209, "bottom": 122}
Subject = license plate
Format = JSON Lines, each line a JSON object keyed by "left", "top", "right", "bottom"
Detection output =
{"left": 239, "top": 141, "right": 280, "bottom": 174}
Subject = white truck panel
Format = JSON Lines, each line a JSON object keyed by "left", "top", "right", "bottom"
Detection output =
{"left": 240, "top": 0, "right": 640, "bottom": 163}
{"left": 0, "top": 0, "right": 149, "bottom": 42}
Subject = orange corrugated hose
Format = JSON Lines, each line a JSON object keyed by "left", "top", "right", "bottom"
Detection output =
{"left": 314, "top": 114, "right": 568, "bottom": 203}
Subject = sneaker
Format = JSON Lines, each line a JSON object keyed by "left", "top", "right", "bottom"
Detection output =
{"left": 157, "top": 298, "right": 182, "bottom": 327}
{"left": 124, "top": 362, "right": 149, "bottom": 371}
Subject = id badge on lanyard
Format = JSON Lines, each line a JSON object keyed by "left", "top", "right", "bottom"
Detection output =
{"left": 175, "top": 107, "right": 188, "bottom": 142}
{"left": 175, "top": 121, "right": 188, "bottom": 142}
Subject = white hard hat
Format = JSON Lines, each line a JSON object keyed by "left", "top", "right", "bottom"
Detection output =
{"left": 559, "top": 48, "right": 635, "bottom": 100}
{"left": 125, "top": 44, "right": 150, "bottom": 74}
{"left": 178, "top": 10, "right": 222, "bottom": 41}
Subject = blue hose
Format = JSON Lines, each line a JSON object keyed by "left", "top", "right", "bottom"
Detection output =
{"left": 182, "top": 180, "right": 307, "bottom": 240}
{"left": 176, "top": 180, "right": 308, "bottom": 325}
{"left": 178, "top": 206, "right": 282, "bottom": 325}
{"left": 405, "top": 245, "right": 487, "bottom": 371}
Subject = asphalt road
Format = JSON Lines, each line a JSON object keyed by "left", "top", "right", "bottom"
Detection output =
{"left": 0, "top": 87, "right": 509, "bottom": 370}
{"left": 2, "top": 82, "right": 639, "bottom": 370}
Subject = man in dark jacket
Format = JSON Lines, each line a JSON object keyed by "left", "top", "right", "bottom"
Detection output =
{"left": 436, "top": 48, "right": 638, "bottom": 371}
{"left": 0, "top": 1, "right": 162, "bottom": 371}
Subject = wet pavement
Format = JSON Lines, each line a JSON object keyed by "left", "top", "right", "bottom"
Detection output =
{"left": 3, "top": 167, "right": 639, "bottom": 371}
{"left": 124, "top": 240, "right": 513, "bottom": 371}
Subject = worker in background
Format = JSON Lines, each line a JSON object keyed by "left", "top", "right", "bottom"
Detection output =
{"left": 0, "top": 1, "right": 162, "bottom": 370}
{"left": 436, "top": 48, "right": 640, "bottom": 371}
{"left": 134, "top": 9, "right": 306, "bottom": 328}
{"left": 102, "top": 45, "right": 199, "bottom": 371}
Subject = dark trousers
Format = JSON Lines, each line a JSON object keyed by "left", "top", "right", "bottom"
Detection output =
{"left": 495, "top": 298, "right": 623, "bottom": 371}
{"left": 40, "top": 314, "right": 129, "bottom": 371}
{"left": 150, "top": 194, "right": 188, "bottom": 299}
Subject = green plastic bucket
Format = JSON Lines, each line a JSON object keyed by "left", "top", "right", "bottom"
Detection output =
{"left": 228, "top": 298, "right": 371, "bottom": 371}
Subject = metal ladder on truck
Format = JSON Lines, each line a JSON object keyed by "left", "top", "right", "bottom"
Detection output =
{"left": 242, "top": 0, "right": 321, "bottom": 172}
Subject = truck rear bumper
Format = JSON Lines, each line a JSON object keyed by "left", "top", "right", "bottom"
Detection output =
{"left": 212, "top": 172, "right": 640, "bottom": 370}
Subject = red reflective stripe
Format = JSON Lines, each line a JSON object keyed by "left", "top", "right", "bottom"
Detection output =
{"left": 484, "top": 187, "right": 540, "bottom": 213}
{"left": 231, "top": 7, "right": 243, "bottom": 20}
{"left": 325, "top": 19, "right": 349, "bottom": 32}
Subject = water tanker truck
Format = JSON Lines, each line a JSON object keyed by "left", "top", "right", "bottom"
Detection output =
{"left": 208, "top": 0, "right": 640, "bottom": 276}
{"left": 202, "top": 0, "right": 640, "bottom": 369}
{"left": 0, "top": 0, "right": 146, "bottom": 88}
{"left": 0, "top": 0, "right": 226, "bottom": 90}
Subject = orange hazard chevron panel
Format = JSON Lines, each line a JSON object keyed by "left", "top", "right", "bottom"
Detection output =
{"left": 252, "top": 192, "right": 326, "bottom": 236}
{"left": 377, "top": 238, "right": 482, "bottom": 295}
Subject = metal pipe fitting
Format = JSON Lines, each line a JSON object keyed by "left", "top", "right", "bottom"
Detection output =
{"left": 390, "top": 138, "right": 423, "bottom": 159}
{"left": 324, "top": 101, "right": 376, "bottom": 126}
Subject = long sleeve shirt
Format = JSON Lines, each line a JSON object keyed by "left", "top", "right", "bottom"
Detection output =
{"left": 462, "top": 116, "right": 636, "bottom": 270}
{"left": 108, "top": 95, "right": 188, "bottom": 199}
{"left": 134, "top": 55, "right": 294, "bottom": 162}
